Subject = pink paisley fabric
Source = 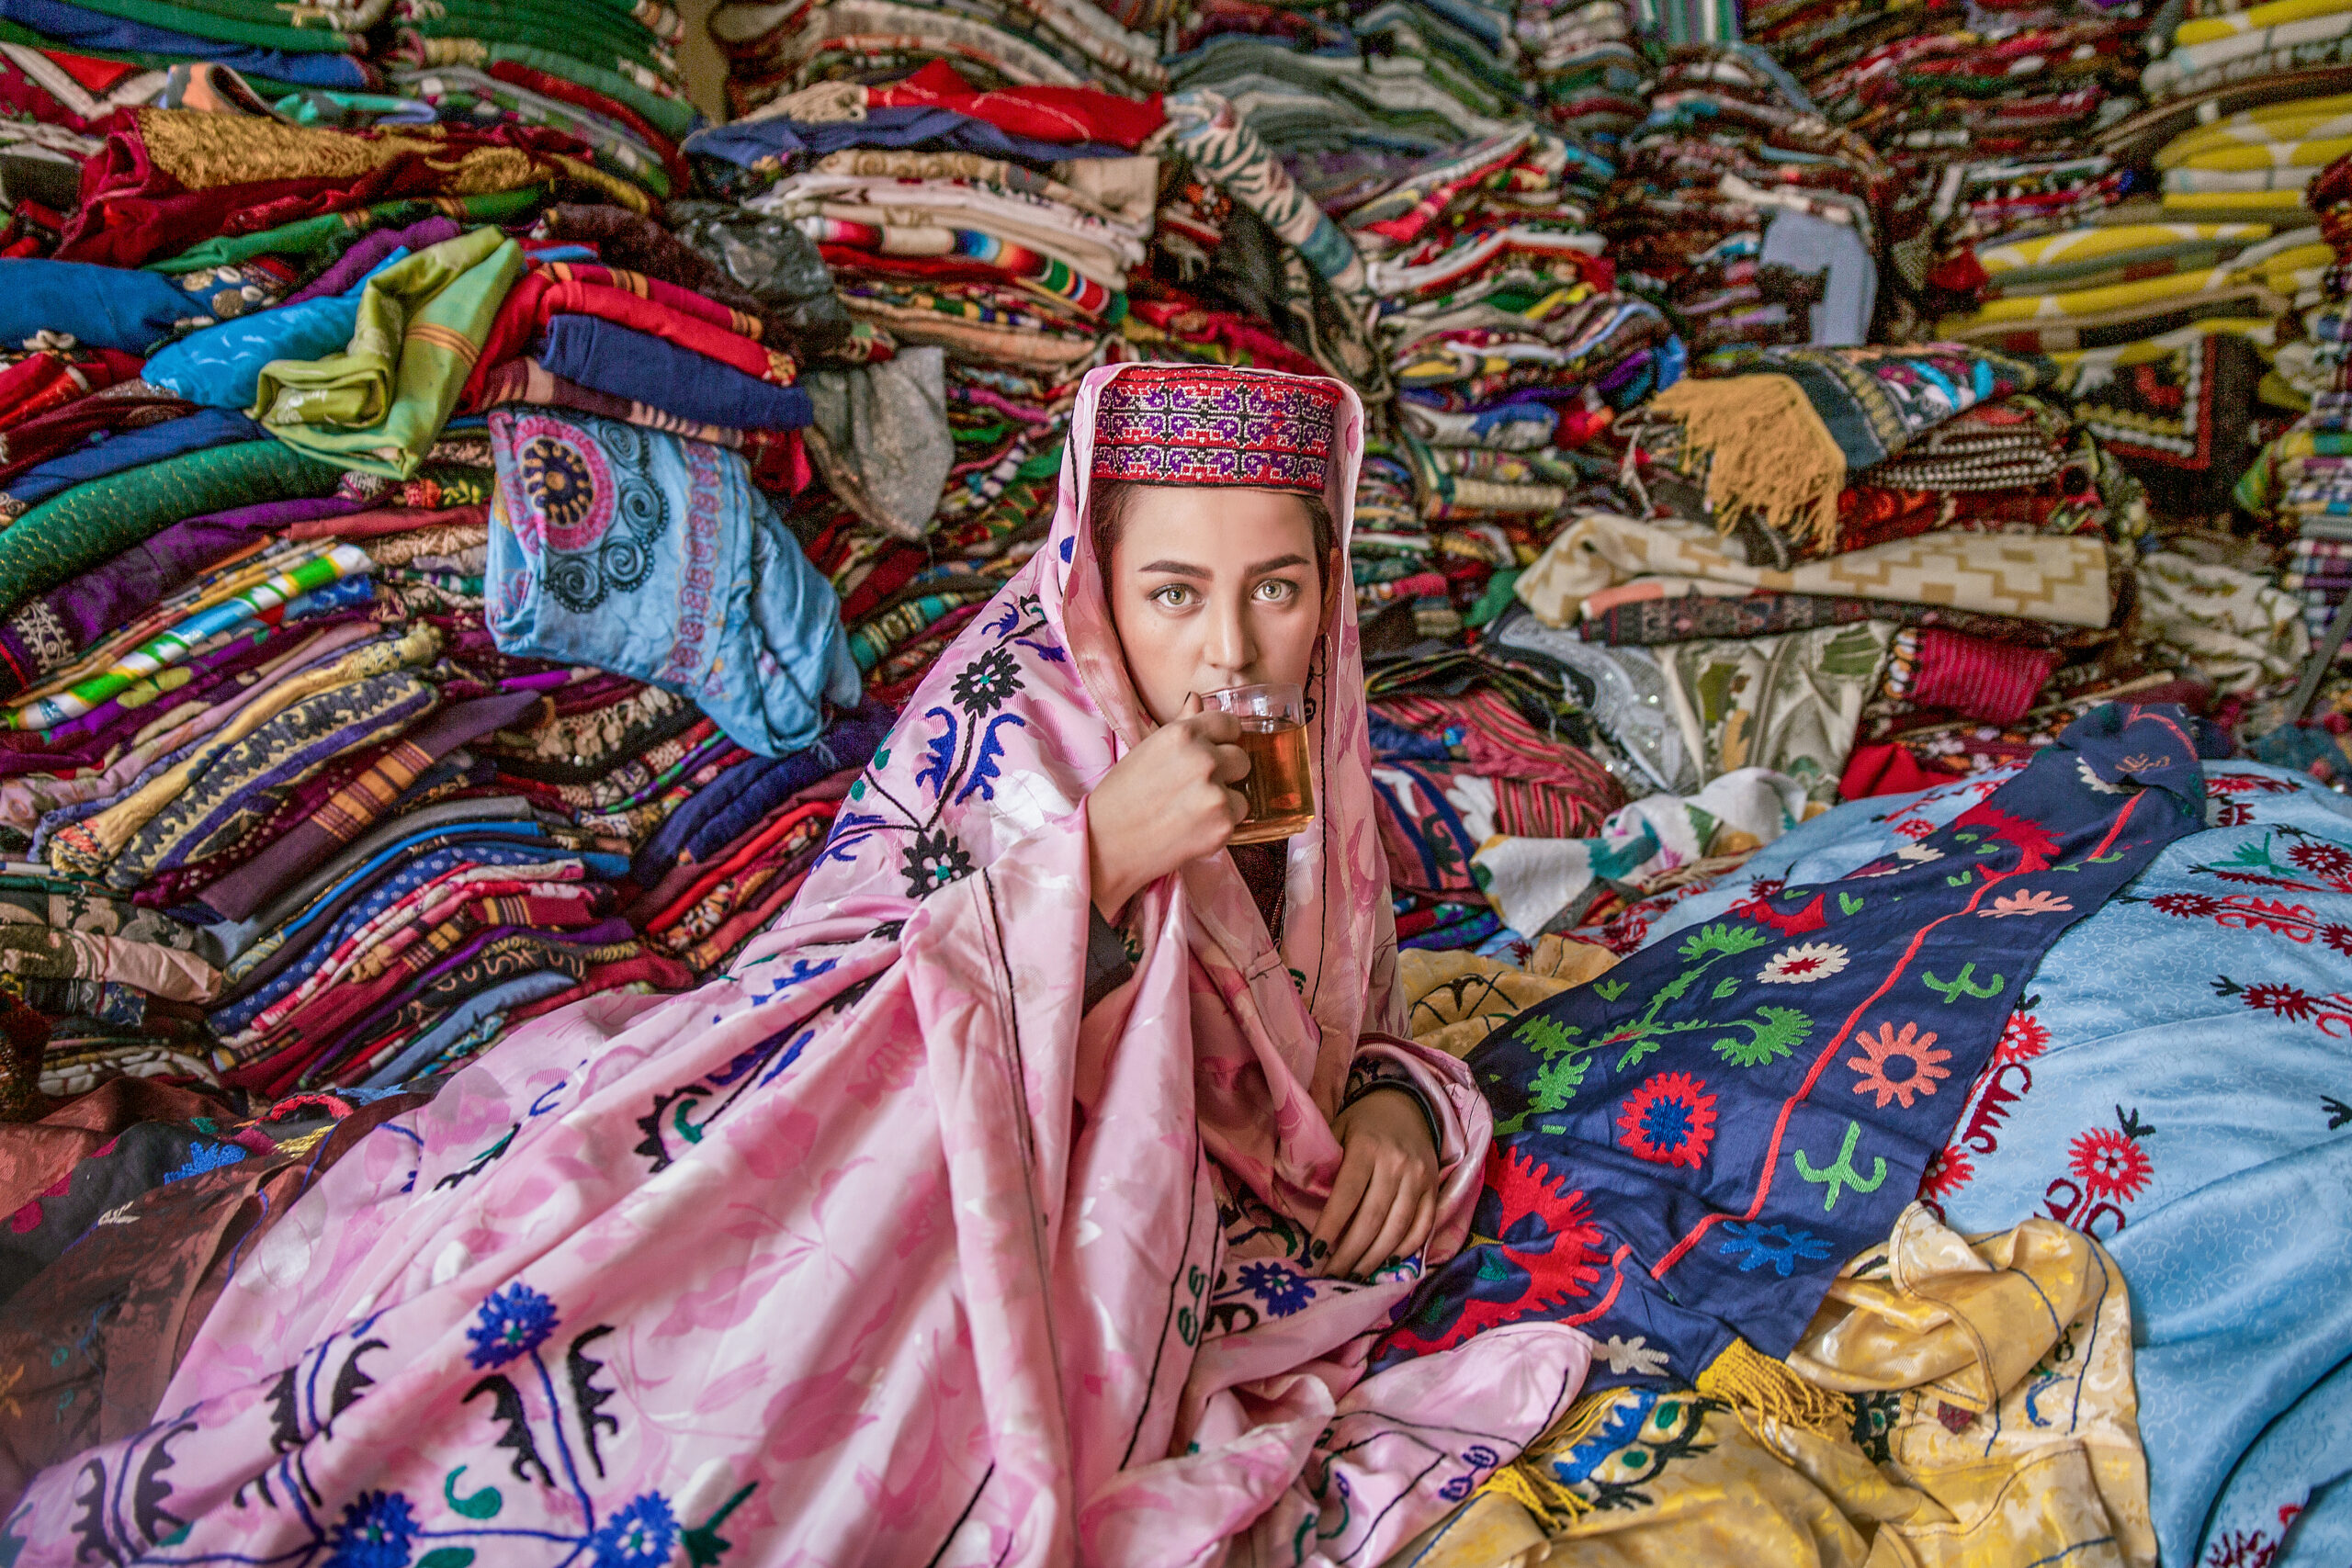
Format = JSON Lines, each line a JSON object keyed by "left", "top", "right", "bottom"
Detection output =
{"left": 6, "top": 364, "right": 1589, "bottom": 1565}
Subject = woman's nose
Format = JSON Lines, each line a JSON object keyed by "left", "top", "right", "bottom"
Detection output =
{"left": 1204, "top": 597, "right": 1254, "bottom": 674}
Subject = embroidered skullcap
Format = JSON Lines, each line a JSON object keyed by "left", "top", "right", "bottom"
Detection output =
{"left": 1091, "top": 366, "right": 1340, "bottom": 493}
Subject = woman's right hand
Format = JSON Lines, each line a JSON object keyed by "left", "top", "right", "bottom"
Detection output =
{"left": 1087, "top": 694, "right": 1250, "bottom": 918}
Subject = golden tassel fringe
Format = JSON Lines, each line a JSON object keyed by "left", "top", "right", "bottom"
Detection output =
{"left": 1470, "top": 1388, "right": 1632, "bottom": 1530}
{"left": 1694, "top": 1337, "right": 1850, "bottom": 1445}
{"left": 1650, "top": 372, "right": 1846, "bottom": 554}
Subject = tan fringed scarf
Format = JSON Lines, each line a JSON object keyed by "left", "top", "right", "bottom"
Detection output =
{"left": 1651, "top": 373, "right": 1846, "bottom": 554}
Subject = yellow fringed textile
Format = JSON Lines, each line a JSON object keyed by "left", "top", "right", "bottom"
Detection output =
{"left": 1650, "top": 373, "right": 1847, "bottom": 554}
{"left": 1470, "top": 1387, "right": 1628, "bottom": 1528}
{"left": 1694, "top": 1336, "right": 1853, "bottom": 1443}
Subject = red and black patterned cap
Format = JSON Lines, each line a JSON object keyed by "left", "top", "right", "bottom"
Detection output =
{"left": 1091, "top": 366, "right": 1340, "bottom": 493}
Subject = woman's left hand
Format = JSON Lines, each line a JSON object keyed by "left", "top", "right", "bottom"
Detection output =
{"left": 1309, "top": 1089, "right": 1440, "bottom": 1280}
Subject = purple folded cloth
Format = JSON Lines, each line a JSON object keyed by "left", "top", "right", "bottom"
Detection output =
{"left": 280, "top": 216, "right": 464, "bottom": 307}
{"left": 0, "top": 493, "right": 366, "bottom": 701}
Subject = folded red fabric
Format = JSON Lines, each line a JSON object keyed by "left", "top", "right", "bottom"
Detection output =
{"left": 866, "top": 60, "right": 1164, "bottom": 149}
{"left": 1839, "top": 741, "right": 1959, "bottom": 801}
{"left": 1908, "top": 626, "right": 2059, "bottom": 725}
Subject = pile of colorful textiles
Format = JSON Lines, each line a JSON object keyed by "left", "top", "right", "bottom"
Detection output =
{"left": 1511, "top": 343, "right": 2188, "bottom": 807}
{"left": 1404, "top": 753, "right": 2352, "bottom": 1568}
{"left": 1597, "top": 44, "right": 1887, "bottom": 355}
{"left": 1165, "top": 0, "right": 1531, "bottom": 164}
{"left": 0, "top": 75, "right": 913, "bottom": 1106}
{"left": 1893, "top": 10, "right": 2346, "bottom": 517}
{"left": 2238, "top": 147, "right": 2352, "bottom": 671}
{"left": 688, "top": 7, "right": 1167, "bottom": 708}
{"left": 1516, "top": 0, "right": 1645, "bottom": 142}
{"left": 1746, "top": 0, "right": 2146, "bottom": 333}
{"left": 0, "top": 0, "right": 370, "bottom": 200}
{"left": 1358, "top": 125, "right": 1666, "bottom": 639}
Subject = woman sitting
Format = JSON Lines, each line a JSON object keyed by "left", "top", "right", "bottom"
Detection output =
{"left": 0, "top": 365, "right": 1589, "bottom": 1563}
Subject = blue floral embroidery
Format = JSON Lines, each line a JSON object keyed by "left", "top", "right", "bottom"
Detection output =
{"left": 1716, "top": 1222, "right": 1835, "bottom": 1278}
{"left": 590, "top": 1493, "right": 678, "bottom": 1568}
{"left": 1236, "top": 1260, "right": 1313, "bottom": 1318}
{"left": 954, "top": 713, "right": 1028, "bottom": 805}
{"left": 322, "top": 1490, "right": 418, "bottom": 1568}
{"left": 915, "top": 706, "right": 956, "bottom": 798}
{"left": 160, "top": 1140, "right": 248, "bottom": 1184}
{"left": 465, "top": 1282, "right": 560, "bottom": 1370}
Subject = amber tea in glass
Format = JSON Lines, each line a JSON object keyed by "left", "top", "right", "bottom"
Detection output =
{"left": 1204, "top": 682, "right": 1316, "bottom": 844}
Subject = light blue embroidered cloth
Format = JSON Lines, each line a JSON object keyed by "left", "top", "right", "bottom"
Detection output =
{"left": 486, "top": 408, "right": 859, "bottom": 758}
{"left": 1641, "top": 761, "right": 2352, "bottom": 1568}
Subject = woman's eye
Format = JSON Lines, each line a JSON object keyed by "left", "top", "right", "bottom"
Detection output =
{"left": 1152, "top": 584, "right": 1194, "bottom": 608}
{"left": 1255, "top": 579, "right": 1296, "bottom": 603}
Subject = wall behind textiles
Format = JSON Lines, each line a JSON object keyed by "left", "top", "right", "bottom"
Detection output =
{"left": 676, "top": 0, "right": 728, "bottom": 122}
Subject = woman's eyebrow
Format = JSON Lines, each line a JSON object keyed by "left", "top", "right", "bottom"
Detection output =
{"left": 1247, "top": 553, "right": 1312, "bottom": 576}
{"left": 1136, "top": 558, "right": 1211, "bottom": 578}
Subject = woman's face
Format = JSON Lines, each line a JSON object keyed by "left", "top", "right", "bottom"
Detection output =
{"left": 1104, "top": 485, "right": 1327, "bottom": 728}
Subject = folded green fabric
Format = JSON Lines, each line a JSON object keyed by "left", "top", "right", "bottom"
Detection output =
{"left": 255, "top": 226, "right": 524, "bottom": 479}
{"left": 56, "top": 0, "right": 357, "bottom": 51}
{"left": 403, "top": 0, "right": 671, "bottom": 73}
{"left": 0, "top": 441, "right": 344, "bottom": 620}
{"left": 424, "top": 40, "right": 697, "bottom": 141}
{"left": 147, "top": 187, "right": 544, "bottom": 275}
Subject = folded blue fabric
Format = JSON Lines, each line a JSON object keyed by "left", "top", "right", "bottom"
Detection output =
{"left": 146, "top": 251, "right": 407, "bottom": 409}
{"left": 684, "top": 107, "right": 1131, "bottom": 169}
{"left": 0, "top": 0, "right": 367, "bottom": 87}
{"left": 356, "top": 970, "right": 578, "bottom": 1090}
{"left": 0, "top": 258, "right": 219, "bottom": 355}
{"left": 487, "top": 408, "right": 860, "bottom": 758}
{"left": 3, "top": 408, "right": 265, "bottom": 512}
{"left": 534, "top": 317, "right": 815, "bottom": 432}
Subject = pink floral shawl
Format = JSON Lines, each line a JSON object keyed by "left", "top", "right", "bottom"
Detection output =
{"left": 6, "top": 364, "right": 1587, "bottom": 1565}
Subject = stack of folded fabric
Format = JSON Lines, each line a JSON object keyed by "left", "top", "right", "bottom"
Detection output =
{"left": 1166, "top": 0, "right": 1528, "bottom": 172}
{"left": 2238, "top": 146, "right": 2352, "bottom": 668}
{"left": 688, "top": 9, "right": 1166, "bottom": 707}
{"left": 1515, "top": 344, "right": 2165, "bottom": 802}
{"left": 707, "top": 0, "right": 1165, "bottom": 121}
{"left": 0, "top": 0, "right": 373, "bottom": 228}
{"left": 1598, "top": 44, "right": 1888, "bottom": 355}
{"left": 371, "top": 0, "right": 698, "bottom": 171}
{"left": 0, "top": 90, "right": 904, "bottom": 1101}
{"left": 1751, "top": 0, "right": 2147, "bottom": 335}
{"left": 1515, "top": 0, "right": 1645, "bottom": 143}
{"left": 1333, "top": 123, "right": 1663, "bottom": 638}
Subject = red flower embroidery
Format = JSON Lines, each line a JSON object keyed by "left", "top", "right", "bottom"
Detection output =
{"left": 1616, "top": 1072, "right": 1718, "bottom": 1168}
{"left": 2286, "top": 840, "right": 2352, "bottom": 881}
{"left": 2068, "top": 1127, "right": 2154, "bottom": 1202}
{"left": 1918, "top": 1145, "right": 1975, "bottom": 1203}
{"left": 1995, "top": 1010, "right": 2050, "bottom": 1066}
{"left": 2149, "top": 892, "right": 2222, "bottom": 919}
{"left": 2241, "top": 982, "right": 2317, "bottom": 1021}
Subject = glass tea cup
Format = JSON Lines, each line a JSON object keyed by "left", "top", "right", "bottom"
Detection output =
{"left": 1201, "top": 682, "right": 1316, "bottom": 844}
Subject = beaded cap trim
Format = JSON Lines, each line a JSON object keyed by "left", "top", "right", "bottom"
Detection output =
{"left": 1091, "top": 366, "right": 1340, "bottom": 493}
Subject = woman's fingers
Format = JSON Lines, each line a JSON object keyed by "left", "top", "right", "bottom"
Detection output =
{"left": 1307, "top": 1145, "right": 1374, "bottom": 1275}
{"left": 1358, "top": 1194, "right": 1420, "bottom": 1281}
{"left": 1404, "top": 1190, "right": 1437, "bottom": 1264}
{"left": 1325, "top": 1160, "right": 1403, "bottom": 1280}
